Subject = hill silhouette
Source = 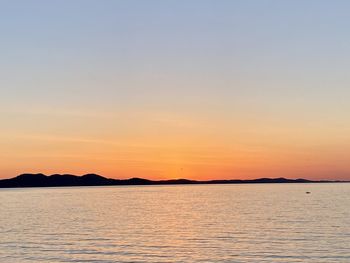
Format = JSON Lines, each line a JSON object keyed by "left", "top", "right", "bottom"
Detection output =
{"left": 0, "top": 173, "right": 336, "bottom": 188}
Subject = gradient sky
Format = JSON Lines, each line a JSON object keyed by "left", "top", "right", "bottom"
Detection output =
{"left": 1, "top": 0, "right": 350, "bottom": 180}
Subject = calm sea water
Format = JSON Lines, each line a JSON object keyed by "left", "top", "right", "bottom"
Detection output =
{"left": 0, "top": 183, "right": 349, "bottom": 262}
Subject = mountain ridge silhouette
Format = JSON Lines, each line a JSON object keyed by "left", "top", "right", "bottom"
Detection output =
{"left": 0, "top": 173, "right": 341, "bottom": 188}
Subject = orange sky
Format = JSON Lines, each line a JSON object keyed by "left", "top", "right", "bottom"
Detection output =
{"left": 1, "top": 107, "right": 350, "bottom": 180}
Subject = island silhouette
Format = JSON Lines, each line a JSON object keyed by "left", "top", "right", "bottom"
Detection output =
{"left": 0, "top": 173, "right": 339, "bottom": 188}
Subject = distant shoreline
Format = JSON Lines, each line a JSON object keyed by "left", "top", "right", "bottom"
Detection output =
{"left": 0, "top": 173, "right": 348, "bottom": 188}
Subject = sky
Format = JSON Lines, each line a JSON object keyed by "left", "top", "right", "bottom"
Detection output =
{"left": 1, "top": 0, "right": 350, "bottom": 180}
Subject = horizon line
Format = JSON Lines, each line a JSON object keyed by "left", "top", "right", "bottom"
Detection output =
{"left": 1, "top": 172, "right": 348, "bottom": 183}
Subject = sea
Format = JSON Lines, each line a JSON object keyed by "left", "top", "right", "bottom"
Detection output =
{"left": 0, "top": 183, "right": 349, "bottom": 262}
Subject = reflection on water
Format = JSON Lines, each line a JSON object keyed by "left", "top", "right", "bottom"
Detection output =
{"left": 0, "top": 183, "right": 349, "bottom": 262}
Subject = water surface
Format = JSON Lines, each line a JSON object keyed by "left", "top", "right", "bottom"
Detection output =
{"left": 0, "top": 183, "right": 349, "bottom": 262}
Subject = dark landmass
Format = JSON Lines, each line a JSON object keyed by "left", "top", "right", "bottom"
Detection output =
{"left": 0, "top": 173, "right": 344, "bottom": 188}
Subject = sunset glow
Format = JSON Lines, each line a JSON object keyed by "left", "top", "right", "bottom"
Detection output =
{"left": 1, "top": 1, "right": 350, "bottom": 180}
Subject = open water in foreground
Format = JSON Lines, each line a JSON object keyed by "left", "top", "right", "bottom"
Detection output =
{"left": 0, "top": 183, "right": 349, "bottom": 262}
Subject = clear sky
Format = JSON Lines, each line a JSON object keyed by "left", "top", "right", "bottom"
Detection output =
{"left": 1, "top": 0, "right": 350, "bottom": 180}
